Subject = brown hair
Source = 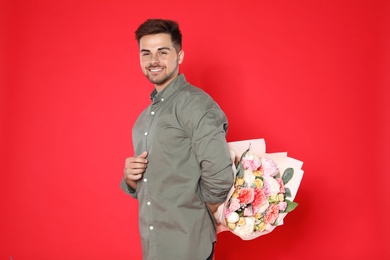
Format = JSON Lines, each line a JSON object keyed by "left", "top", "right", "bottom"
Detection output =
{"left": 135, "top": 19, "right": 182, "bottom": 51}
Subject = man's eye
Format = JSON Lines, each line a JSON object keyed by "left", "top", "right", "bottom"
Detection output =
{"left": 142, "top": 53, "right": 150, "bottom": 56}
{"left": 160, "top": 51, "right": 168, "bottom": 55}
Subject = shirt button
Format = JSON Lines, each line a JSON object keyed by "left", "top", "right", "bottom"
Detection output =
{"left": 143, "top": 178, "right": 147, "bottom": 182}
{"left": 161, "top": 98, "right": 164, "bottom": 102}
{"left": 151, "top": 111, "right": 155, "bottom": 115}
{"left": 144, "top": 131, "right": 148, "bottom": 136}
{"left": 150, "top": 226, "right": 154, "bottom": 230}
{"left": 147, "top": 201, "right": 151, "bottom": 206}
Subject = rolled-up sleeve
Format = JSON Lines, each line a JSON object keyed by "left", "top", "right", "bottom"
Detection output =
{"left": 180, "top": 93, "right": 234, "bottom": 204}
{"left": 120, "top": 177, "right": 138, "bottom": 199}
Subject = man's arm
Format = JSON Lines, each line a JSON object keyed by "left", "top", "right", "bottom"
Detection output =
{"left": 179, "top": 92, "right": 234, "bottom": 206}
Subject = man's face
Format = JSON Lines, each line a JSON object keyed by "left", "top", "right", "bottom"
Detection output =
{"left": 139, "top": 33, "right": 184, "bottom": 91}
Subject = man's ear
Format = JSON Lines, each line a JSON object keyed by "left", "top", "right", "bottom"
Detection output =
{"left": 178, "top": 50, "right": 184, "bottom": 64}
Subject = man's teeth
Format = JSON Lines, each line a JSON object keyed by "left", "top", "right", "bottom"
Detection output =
{"left": 150, "top": 68, "right": 163, "bottom": 72}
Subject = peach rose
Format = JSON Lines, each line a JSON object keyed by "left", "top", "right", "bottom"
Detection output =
{"left": 238, "top": 188, "right": 255, "bottom": 204}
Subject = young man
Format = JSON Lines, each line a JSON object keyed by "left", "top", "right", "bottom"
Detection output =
{"left": 120, "top": 19, "right": 234, "bottom": 260}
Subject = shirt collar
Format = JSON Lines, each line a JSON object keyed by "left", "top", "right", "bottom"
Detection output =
{"left": 150, "top": 74, "right": 186, "bottom": 103}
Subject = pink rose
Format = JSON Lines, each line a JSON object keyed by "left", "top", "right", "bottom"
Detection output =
{"left": 252, "top": 188, "right": 267, "bottom": 214}
{"left": 238, "top": 188, "right": 255, "bottom": 204}
{"left": 228, "top": 198, "right": 241, "bottom": 213}
{"left": 242, "top": 154, "right": 261, "bottom": 171}
{"left": 264, "top": 204, "right": 280, "bottom": 224}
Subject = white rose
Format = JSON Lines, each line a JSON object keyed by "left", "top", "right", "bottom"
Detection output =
{"left": 235, "top": 217, "right": 255, "bottom": 237}
{"left": 257, "top": 200, "right": 270, "bottom": 214}
{"left": 244, "top": 169, "right": 255, "bottom": 186}
{"left": 244, "top": 153, "right": 256, "bottom": 160}
{"left": 227, "top": 212, "right": 240, "bottom": 223}
{"left": 264, "top": 175, "right": 280, "bottom": 196}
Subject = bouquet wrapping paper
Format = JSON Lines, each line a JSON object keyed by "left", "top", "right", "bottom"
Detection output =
{"left": 216, "top": 139, "right": 304, "bottom": 240}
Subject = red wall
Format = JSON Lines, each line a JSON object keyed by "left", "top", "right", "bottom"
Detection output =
{"left": 1, "top": 0, "right": 389, "bottom": 259}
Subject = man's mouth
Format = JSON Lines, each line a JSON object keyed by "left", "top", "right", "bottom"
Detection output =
{"left": 149, "top": 67, "right": 164, "bottom": 72}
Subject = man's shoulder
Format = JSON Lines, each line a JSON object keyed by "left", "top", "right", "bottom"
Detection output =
{"left": 178, "top": 81, "right": 210, "bottom": 99}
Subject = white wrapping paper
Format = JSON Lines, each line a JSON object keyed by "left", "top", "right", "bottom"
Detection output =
{"left": 215, "top": 139, "right": 304, "bottom": 240}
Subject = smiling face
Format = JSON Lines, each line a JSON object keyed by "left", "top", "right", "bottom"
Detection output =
{"left": 139, "top": 33, "right": 184, "bottom": 92}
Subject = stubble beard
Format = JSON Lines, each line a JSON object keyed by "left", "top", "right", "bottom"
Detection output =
{"left": 146, "top": 62, "right": 179, "bottom": 86}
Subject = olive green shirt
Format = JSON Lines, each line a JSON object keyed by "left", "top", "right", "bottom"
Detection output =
{"left": 120, "top": 74, "right": 234, "bottom": 260}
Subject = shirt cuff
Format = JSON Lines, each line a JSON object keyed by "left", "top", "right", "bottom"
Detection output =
{"left": 202, "top": 189, "right": 229, "bottom": 204}
{"left": 120, "top": 178, "right": 138, "bottom": 199}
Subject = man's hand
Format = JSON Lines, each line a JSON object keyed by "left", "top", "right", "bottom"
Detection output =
{"left": 123, "top": 151, "right": 148, "bottom": 190}
{"left": 207, "top": 202, "right": 223, "bottom": 225}
{"left": 206, "top": 203, "right": 221, "bottom": 214}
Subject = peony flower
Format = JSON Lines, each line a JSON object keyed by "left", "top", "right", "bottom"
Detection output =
{"left": 261, "top": 157, "right": 279, "bottom": 176}
{"left": 264, "top": 204, "right": 280, "bottom": 224}
{"left": 238, "top": 188, "right": 255, "bottom": 204}
{"left": 242, "top": 153, "right": 261, "bottom": 171}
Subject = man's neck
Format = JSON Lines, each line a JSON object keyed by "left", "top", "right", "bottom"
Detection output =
{"left": 154, "top": 74, "right": 180, "bottom": 92}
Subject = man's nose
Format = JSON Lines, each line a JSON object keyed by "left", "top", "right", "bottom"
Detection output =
{"left": 150, "top": 53, "right": 159, "bottom": 63}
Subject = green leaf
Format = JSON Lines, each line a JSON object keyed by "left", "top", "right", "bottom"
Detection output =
{"left": 285, "top": 188, "right": 291, "bottom": 198}
{"left": 282, "top": 168, "right": 294, "bottom": 185}
{"left": 284, "top": 199, "right": 298, "bottom": 212}
{"left": 236, "top": 164, "right": 243, "bottom": 178}
{"left": 236, "top": 144, "right": 251, "bottom": 179}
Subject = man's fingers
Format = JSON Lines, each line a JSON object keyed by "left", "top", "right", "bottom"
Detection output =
{"left": 126, "top": 155, "right": 148, "bottom": 163}
{"left": 124, "top": 172, "right": 143, "bottom": 181}
{"left": 137, "top": 151, "right": 148, "bottom": 158}
{"left": 124, "top": 161, "right": 147, "bottom": 169}
{"left": 123, "top": 152, "right": 148, "bottom": 180}
{"left": 125, "top": 167, "right": 145, "bottom": 175}
{"left": 124, "top": 168, "right": 144, "bottom": 179}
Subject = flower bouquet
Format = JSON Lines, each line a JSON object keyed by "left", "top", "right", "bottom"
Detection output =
{"left": 216, "top": 139, "right": 304, "bottom": 240}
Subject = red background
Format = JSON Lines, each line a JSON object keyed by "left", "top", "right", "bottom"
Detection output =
{"left": 1, "top": 0, "right": 389, "bottom": 259}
